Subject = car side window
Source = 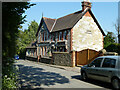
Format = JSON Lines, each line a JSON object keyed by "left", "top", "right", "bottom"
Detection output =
{"left": 111, "top": 59, "right": 116, "bottom": 68}
{"left": 102, "top": 58, "right": 116, "bottom": 68}
{"left": 89, "top": 58, "right": 103, "bottom": 67}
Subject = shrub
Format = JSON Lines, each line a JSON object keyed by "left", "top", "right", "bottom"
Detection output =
{"left": 105, "top": 43, "right": 120, "bottom": 55}
{"left": 2, "top": 58, "right": 19, "bottom": 89}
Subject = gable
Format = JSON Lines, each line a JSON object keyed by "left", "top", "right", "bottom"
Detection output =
{"left": 43, "top": 17, "right": 56, "bottom": 32}
{"left": 72, "top": 14, "right": 104, "bottom": 51}
{"left": 84, "top": 10, "right": 91, "bottom": 17}
{"left": 40, "top": 21, "right": 48, "bottom": 32}
{"left": 36, "top": 17, "right": 55, "bottom": 36}
{"left": 71, "top": 9, "right": 105, "bottom": 36}
{"left": 84, "top": 9, "right": 105, "bottom": 36}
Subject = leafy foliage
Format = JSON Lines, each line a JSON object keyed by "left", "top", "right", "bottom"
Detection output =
{"left": 104, "top": 32, "right": 120, "bottom": 55}
{"left": 17, "top": 20, "right": 38, "bottom": 58}
{"left": 104, "top": 32, "right": 116, "bottom": 48}
{"left": 2, "top": 59, "right": 18, "bottom": 89}
{"left": 2, "top": 2, "right": 35, "bottom": 59}
{"left": 105, "top": 43, "right": 120, "bottom": 55}
{"left": 2, "top": 2, "right": 35, "bottom": 89}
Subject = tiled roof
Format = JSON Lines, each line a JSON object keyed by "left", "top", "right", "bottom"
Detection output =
{"left": 36, "top": 8, "right": 105, "bottom": 36}
{"left": 43, "top": 17, "right": 56, "bottom": 32}
{"left": 52, "top": 10, "right": 83, "bottom": 32}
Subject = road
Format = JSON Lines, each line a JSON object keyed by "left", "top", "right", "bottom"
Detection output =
{"left": 15, "top": 60, "right": 112, "bottom": 89}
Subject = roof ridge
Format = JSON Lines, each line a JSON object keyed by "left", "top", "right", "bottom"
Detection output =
{"left": 43, "top": 17, "right": 56, "bottom": 20}
{"left": 57, "top": 10, "right": 82, "bottom": 20}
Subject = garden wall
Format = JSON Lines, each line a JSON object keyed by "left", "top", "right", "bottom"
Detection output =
{"left": 52, "top": 52, "right": 72, "bottom": 67}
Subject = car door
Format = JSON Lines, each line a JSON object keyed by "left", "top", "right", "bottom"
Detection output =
{"left": 97, "top": 58, "right": 116, "bottom": 82}
{"left": 86, "top": 58, "right": 103, "bottom": 80}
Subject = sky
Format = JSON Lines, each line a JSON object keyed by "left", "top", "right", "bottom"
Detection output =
{"left": 21, "top": 1, "right": 118, "bottom": 36}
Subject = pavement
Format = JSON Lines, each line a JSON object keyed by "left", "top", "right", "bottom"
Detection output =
{"left": 15, "top": 59, "right": 112, "bottom": 89}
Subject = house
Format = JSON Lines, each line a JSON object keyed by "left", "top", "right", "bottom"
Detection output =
{"left": 36, "top": 0, "right": 105, "bottom": 66}
{"left": 25, "top": 41, "right": 37, "bottom": 60}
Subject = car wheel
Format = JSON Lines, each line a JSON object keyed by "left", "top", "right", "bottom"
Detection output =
{"left": 112, "top": 78, "right": 120, "bottom": 90}
{"left": 81, "top": 72, "right": 87, "bottom": 81}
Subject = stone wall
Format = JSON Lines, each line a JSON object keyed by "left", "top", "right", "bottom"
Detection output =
{"left": 67, "top": 30, "right": 71, "bottom": 52}
{"left": 39, "top": 57, "right": 52, "bottom": 64}
{"left": 72, "top": 16, "right": 103, "bottom": 52}
{"left": 52, "top": 52, "right": 72, "bottom": 67}
{"left": 25, "top": 56, "right": 37, "bottom": 61}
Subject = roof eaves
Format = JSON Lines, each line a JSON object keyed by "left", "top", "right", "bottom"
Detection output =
{"left": 88, "top": 9, "right": 106, "bottom": 36}
{"left": 36, "top": 18, "right": 43, "bottom": 37}
{"left": 69, "top": 8, "right": 89, "bottom": 29}
{"left": 51, "top": 28, "right": 72, "bottom": 33}
{"left": 43, "top": 18, "right": 50, "bottom": 32}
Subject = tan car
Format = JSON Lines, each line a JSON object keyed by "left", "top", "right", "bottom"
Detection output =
{"left": 81, "top": 56, "right": 120, "bottom": 89}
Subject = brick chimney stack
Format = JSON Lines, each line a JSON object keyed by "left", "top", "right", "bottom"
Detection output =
{"left": 82, "top": 0, "right": 92, "bottom": 11}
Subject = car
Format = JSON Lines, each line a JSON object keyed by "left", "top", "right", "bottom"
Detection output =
{"left": 14, "top": 55, "right": 19, "bottom": 60}
{"left": 81, "top": 56, "right": 120, "bottom": 89}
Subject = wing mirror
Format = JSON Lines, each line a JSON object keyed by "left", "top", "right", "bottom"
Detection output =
{"left": 91, "top": 65, "right": 95, "bottom": 68}
{"left": 88, "top": 64, "right": 95, "bottom": 68}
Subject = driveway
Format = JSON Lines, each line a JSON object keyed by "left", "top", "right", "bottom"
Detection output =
{"left": 15, "top": 60, "right": 112, "bottom": 89}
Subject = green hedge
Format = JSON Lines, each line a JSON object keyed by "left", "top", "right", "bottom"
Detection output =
{"left": 105, "top": 43, "right": 120, "bottom": 55}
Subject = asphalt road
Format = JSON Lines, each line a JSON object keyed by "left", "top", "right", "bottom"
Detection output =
{"left": 15, "top": 60, "right": 112, "bottom": 89}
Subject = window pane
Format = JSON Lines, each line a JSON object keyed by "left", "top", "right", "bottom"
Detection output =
{"left": 110, "top": 59, "right": 116, "bottom": 68}
{"left": 102, "top": 58, "right": 111, "bottom": 68}
{"left": 53, "top": 33, "right": 55, "bottom": 41}
{"left": 59, "top": 32, "right": 62, "bottom": 40}
{"left": 64, "top": 31, "right": 66, "bottom": 40}
{"left": 90, "top": 58, "right": 103, "bottom": 67}
{"left": 102, "top": 58, "right": 116, "bottom": 68}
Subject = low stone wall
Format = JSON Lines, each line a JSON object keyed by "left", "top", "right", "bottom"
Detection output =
{"left": 26, "top": 55, "right": 52, "bottom": 64}
{"left": 52, "top": 52, "right": 72, "bottom": 67}
{"left": 39, "top": 57, "right": 52, "bottom": 64}
{"left": 25, "top": 56, "right": 37, "bottom": 61}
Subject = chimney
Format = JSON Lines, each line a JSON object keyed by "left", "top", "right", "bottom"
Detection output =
{"left": 82, "top": 0, "right": 92, "bottom": 11}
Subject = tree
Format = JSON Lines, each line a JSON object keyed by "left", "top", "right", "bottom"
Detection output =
{"left": 27, "top": 20, "right": 38, "bottom": 42}
{"left": 2, "top": 2, "right": 35, "bottom": 89}
{"left": 2, "top": 2, "right": 35, "bottom": 59}
{"left": 17, "top": 20, "right": 38, "bottom": 58}
{"left": 114, "top": 19, "right": 120, "bottom": 43}
{"left": 104, "top": 32, "right": 116, "bottom": 48}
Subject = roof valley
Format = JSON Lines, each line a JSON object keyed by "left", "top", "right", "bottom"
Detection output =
{"left": 50, "top": 19, "right": 57, "bottom": 32}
